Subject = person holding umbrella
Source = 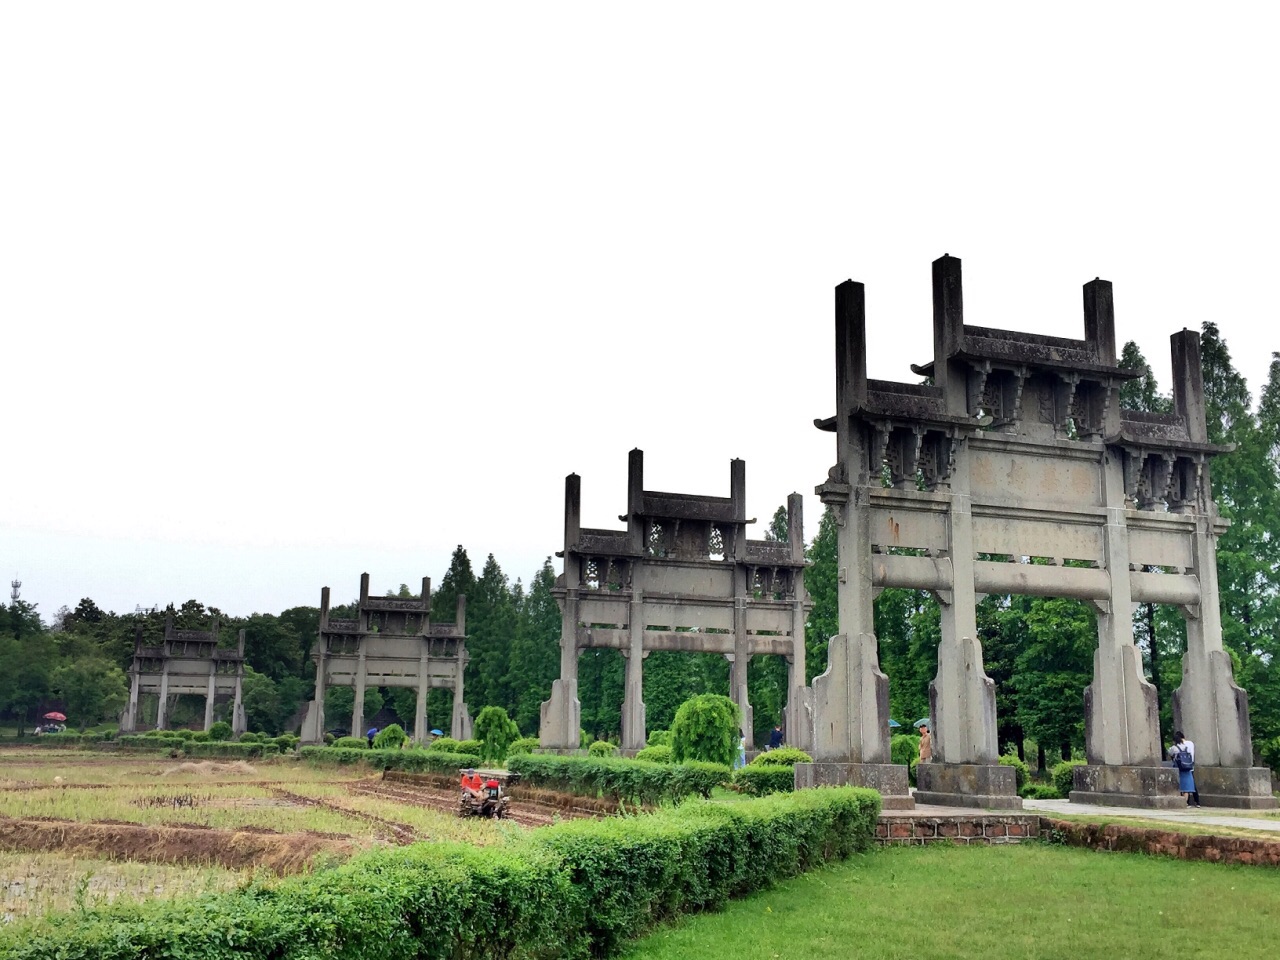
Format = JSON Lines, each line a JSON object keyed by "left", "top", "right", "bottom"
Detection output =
{"left": 915, "top": 718, "right": 932, "bottom": 763}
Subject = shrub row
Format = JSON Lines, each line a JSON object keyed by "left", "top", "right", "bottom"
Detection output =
{"left": 185, "top": 741, "right": 264, "bottom": 759}
{"left": 30, "top": 732, "right": 114, "bottom": 747}
{"left": 426, "top": 737, "right": 484, "bottom": 755}
{"left": 1, "top": 787, "right": 880, "bottom": 959}
{"left": 731, "top": 765, "right": 796, "bottom": 796}
{"left": 506, "top": 754, "right": 730, "bottom": 806}
{"left": 299, "top": 746, "right": 482, "bottom": 773}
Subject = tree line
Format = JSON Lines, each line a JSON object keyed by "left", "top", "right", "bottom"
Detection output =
{"left": 3, "top": 322, "right": 1280, "bottom": 768}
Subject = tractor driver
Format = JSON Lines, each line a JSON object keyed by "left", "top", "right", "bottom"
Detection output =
{"left": 461, "top": 768, "right": 484, "bottom": 800}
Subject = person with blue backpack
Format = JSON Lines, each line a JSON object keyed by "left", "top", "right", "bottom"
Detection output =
{"left": 1168, "top": 731, "right": 1200, "bottom": 807}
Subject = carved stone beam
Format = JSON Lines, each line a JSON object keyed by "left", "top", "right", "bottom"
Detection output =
{"left": 1087, "top": 598, "right": 1111, "bottom": 616}
{"left": 1100, "top": 377, "right": 1117, "bottom": 432}
{"left": 1060, "top": 372, "right": 1080, "bottom": 432}
{"left": 874, "top": 420, "right": 892, "bottom": 471}
{"left": 1121, "top": 446, "right": 1144, "bottom": 505}
{"left": 1011, "top": 365, "right": 1030, "bottom": 422}
{"left": 1156, "top": 454, "right": 1176, "bottom": 505}
{"left": 968, "top": 359, "right": 992, "bottom": 416}
{"left": 911, "top": 426, "right": 926, "bottom": 478}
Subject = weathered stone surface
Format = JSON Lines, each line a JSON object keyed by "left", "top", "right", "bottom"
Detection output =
{"left": 915, "top": 762, "right": 1022, "bottom": 809}
{"left": 120, "top": 616, "right": 245, "bottom": 736}
{"left": 813, "top": 257, "right": 1262, "bottom": 810}
{"left": 794, "top": 762, "right": 914, "bottom": 808}
{"left": 540, "top": 451, "right": 812, "bottom": 752}
{"left": 1069, "top": 764, "right": 1185, "bottom": 809}
{"left": 301, "top": 574, "right": 469, "bottom": 745}
{"left": 1192, "top": 765, "right": 1279, "bottom": 809}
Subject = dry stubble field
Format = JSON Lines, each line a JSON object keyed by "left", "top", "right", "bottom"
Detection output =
{"left": 0, "top": 747, "right": 574, "bottom": 923}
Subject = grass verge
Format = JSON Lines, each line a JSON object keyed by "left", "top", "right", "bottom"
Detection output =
{"left": 620, "top": 843, "right": 1280, "bottom": 960}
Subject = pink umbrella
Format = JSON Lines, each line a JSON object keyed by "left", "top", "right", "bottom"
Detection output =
{"left": 42, "top": 712, "right": 67, "bottom": 722}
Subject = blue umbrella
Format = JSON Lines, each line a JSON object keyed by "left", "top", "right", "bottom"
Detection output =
{"left": 430, "top": 729, "right": 444, "bottom": 736}
{"left": 888, "top": 719, "right": 901, "bottom": 728}
{"left": 914, "top": 718, "right": 931, "bottom": 729}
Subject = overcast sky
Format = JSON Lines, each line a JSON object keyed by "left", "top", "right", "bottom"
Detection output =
{"left": 3, "top": 4, "right": 1277, "bottom": 621}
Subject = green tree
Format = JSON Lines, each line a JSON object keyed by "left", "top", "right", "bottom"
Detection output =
{"left": 507, "top": 559, "right": 562, "bottom": 733}
{"left": 467, "top": 554, "right": 518, "bottom": 712}
{"left": 50, "top": 658, "right": 128, "bottom": 730}
{"left": 240, "top": 667, "right": 282, "bottom": 734}
{"left": 473, "top": 705, "right": 520, "bottom": 763}
{"left": 670, "top": 693, "right": 740, "bottom": 766}
{"left": 432, "top": 545, "right": 475, "bottom": 626}
{"left": 804, "top": 507, "right": 839, "bottom": 683}
{"left": 765, "top": 504, "right": 789, "bottom": 542}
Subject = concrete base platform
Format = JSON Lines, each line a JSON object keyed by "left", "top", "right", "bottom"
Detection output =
{"left": 915, "top": 762, "right": 1023, "bottom": 810}
{"left": 1069, "top": 764, "right": 1185, "bottom": 809}
{"left": 1194, "top": 766, "right": 1280, "bottom": 809}
{"left": 794, "top": 762, "right": 915, "bottom": 809}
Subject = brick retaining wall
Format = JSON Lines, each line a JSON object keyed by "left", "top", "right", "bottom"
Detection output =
{"left": 875, "top": 814, "right": 1040, "bottom": 845}
{"left": 876, "top": 813, "right": 1280, "bottom": 865}
{"left": 1041, "top": 817, "right": 1280, "bottom": 866}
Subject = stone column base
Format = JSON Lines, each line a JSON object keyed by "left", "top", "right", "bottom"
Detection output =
{"left": 1194, "top": 766, "right": 1279, "bottom": 809}
{"left": 794, "top": 762, "right": 915, "bottom": 809}
{"left": 914, "top": 762, "right": 1022, "bottom": 809}
{"left": 1070, "top": 764, "right": 1184, "bottom": 809}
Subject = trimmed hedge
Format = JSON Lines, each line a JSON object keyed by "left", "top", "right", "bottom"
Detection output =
{"left": 634, "top": 745, "right": 673, "bottom": 764}
{"left": 998, "top": 753, "right": 1029, "bottom": 791}
{"left": 186, "top": 741, "right": 264, "bottom": 759}
{"left": 506, "top": 737, "right": 541, "bottom": 758}
{"left": 31, "top": 732, "right": 113, "bottom": 747}
{"left": 731, "top": 765, "right": 795, "bottom": 796}
{"left": 0, "top": 788, "right": 879, "bottom": 959}
{"left": 115, "top": 735, "right": 180, "bottom": 752}
{"left": 1052, "top": 758, "right": 1087, "bottom": 797}
{"left": 332, "top": 736, "right": 368, "bottom": 749}
{"left": 1020, "top": 782, "right": 1062, "bottom": 800}
{"left": 506, "top": 754, "right": 730, "bottom": 806}
{"left": 299, "top": 746, "right": 482, "bottom": 773}
{"left": 748, "top": 748, "right": 812, "bottom": 767}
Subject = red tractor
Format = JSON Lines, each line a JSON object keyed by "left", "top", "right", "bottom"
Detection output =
{"left": 459, "top": 774, "right": 511, "bottom": 819}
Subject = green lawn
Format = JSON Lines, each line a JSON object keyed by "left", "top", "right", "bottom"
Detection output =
{"left": 621, "top": 843, "right": 1280, "bottom": 960}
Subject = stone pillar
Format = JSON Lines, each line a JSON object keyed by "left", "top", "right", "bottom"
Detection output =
{"left": 621, "top": 590, "right": 647, "bottom": 751}
{"left": 231, "top": 671, "right": 246, "bottom": 737}
{"left": 801, "top": 279, "right": 911, "bottom": 807}
{"left": 156, "top": 662, "right": 170, "bottom": 730}
{"left": 916, "top": 434, "right": 1017, "bottom": 808}
{"left": 204, "top": 663, "right": 217, "bottom": 731}
{"left": 787, "top": 596, "right": 812, "bottom": 751}
{"left": 122, "top": 668, "right": 140, "bottom": 733}
{"left": 415, "top": 643, "right": 430, "bottom": 745}
{"left": 311, "top": 631, "right": 327, "bottom": 743}
{"left": 451, "top": 641, "right": 472, "bottom": 740}
{"left": 541, "top": 474, "right": 584, "bottom": 750}
{"left": 352, "top": 646, "right": 367, "bottom": 738}
{"left": 1072, "top": 447, "right": 1177, "bottom": 807}
{"left": 1171, "top": 516, "right": 1277, "bottom": 807}
{"left": 731, "top": 593, "right": 753, "bottom": 747}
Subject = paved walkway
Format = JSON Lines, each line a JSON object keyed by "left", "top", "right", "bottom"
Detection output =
{"left": 877, "top": 799, "right": 1280, "bottom": 834}
{"left": 1022, "top": 798, "right": 1280, "bottom": 834}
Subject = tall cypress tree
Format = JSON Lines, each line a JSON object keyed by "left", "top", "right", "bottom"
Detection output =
{"left": 467, "top": 554, "right": 518, "bottom": 714}
{"left": 507, "top": 559, "right": 561, "bottom": 734}
{"left": 803, "top": 507, "right": 839, "bottom": 684}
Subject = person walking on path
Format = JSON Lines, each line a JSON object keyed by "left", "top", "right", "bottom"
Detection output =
{"left": 1169, "top": 730, "right": 1199, "bottom": 806}
{"left": 734, "top": 733, "right": 747, "bottom": 769}
{"left": 918, "top": 724, "right": 932, "bottom": 763}
{"left": 768, "top": 725, "right": 784, "bottom": 750}
{"left": 367, "top": 727, "right": 378, "bottom": 749}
